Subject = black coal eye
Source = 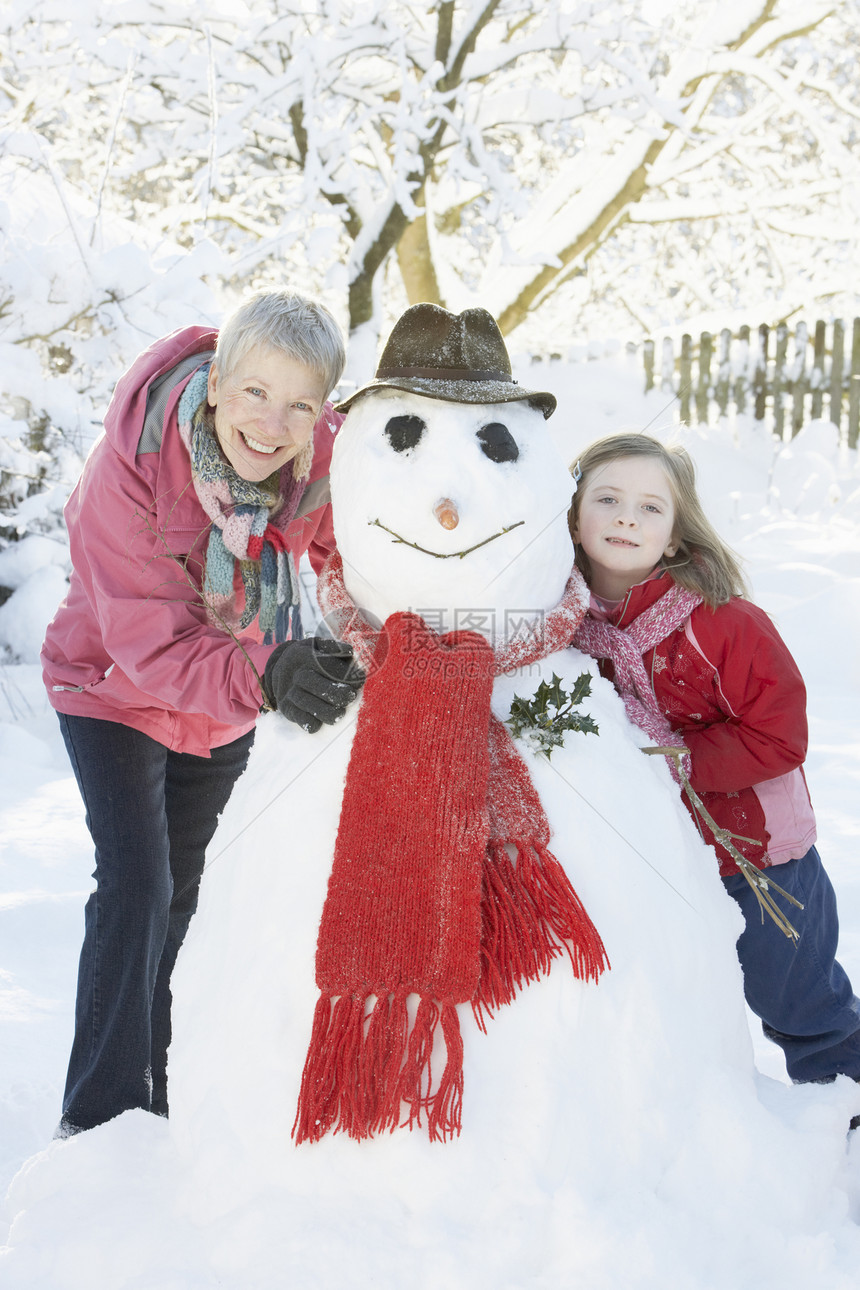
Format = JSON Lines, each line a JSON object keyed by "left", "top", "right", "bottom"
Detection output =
{"left": 384, "top": 415, "right": 426, "bottom": 453}
{"left": 477, "top": 422, "right": 519, "bottom": 463}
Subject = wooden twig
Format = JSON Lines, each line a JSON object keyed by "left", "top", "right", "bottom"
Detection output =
{"left": 369, "top": 517, "right": 524, "bottom": 560}
{"left": 642, "top": 744, "right": 803, "bottom": 942}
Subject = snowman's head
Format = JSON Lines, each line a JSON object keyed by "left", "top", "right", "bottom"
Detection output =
{"left": 330, "top": 360, "right": 573, "bottom": 643}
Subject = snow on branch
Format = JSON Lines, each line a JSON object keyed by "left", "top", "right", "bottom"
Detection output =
{"left": 0, "top": 0, "right": 857, "bottom": 374}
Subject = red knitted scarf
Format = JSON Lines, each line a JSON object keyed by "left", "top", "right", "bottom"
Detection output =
{"left": 572, "top": 582, "right": 703, "bottom": 782}
{"left": 292, "top": 557, "right": 609, "bottom": 1144}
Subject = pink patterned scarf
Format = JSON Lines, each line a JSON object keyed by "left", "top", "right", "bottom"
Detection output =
{"left": 176, "top": 365, "right": 308, "bottom": 642}
{"left": 572, "top": 582, "right": 702, "bottom": 781}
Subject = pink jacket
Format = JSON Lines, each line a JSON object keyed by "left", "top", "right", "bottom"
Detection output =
{"left": 41, "top": 326, "right": 342, "bottom": 755}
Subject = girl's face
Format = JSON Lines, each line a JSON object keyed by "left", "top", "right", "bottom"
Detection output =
{"left": 572, "top": 455, "right": 677, "bottom": 599}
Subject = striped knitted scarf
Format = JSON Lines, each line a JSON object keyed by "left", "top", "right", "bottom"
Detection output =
{"left": 293, "top": 555, "right": 609, "bottom": 1145}
{"left": 572, "top": 582, "right": 703, "bottom": 783}
{"left": 176, "top": 366, "right": 307, "bottom": 644}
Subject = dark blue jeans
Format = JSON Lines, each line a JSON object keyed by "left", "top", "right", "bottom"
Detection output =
{"left": 724, "top": 847, "right": 860, "bottom": 1083}
{"left": 58, "top": 713, "right": 254, "bottom": 1131}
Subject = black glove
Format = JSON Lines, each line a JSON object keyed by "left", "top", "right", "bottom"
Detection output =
{"left": 262, "top": 637, "right": 364, "bottom": 733}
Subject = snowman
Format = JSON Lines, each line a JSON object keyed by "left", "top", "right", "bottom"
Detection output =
{"left": 161, "top": 306, "right": 790, "bottom": 1271}
{"left": 289, "top": 306, "right": 609, "bottom": 1145}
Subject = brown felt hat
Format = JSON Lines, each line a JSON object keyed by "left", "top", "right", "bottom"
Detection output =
{"left": 334, "top": 303, "right": 556, "bottom": 419}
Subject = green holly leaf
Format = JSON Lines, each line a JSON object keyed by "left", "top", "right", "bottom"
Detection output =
{"left": 505, "top": 671, "right": 599, "bottom": 759}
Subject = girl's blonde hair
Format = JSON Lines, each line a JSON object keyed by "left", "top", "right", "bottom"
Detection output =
{"left": 568, "top": 433, "right": 748, "bottom": 607}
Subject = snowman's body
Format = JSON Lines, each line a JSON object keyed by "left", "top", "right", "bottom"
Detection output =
{"left": 164, "top": 388, "right": 791, "bottom": 1279}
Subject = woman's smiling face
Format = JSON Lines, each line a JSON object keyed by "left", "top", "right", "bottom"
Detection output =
{"left": 572, "top": 455, "right": 677, "bottom": 599}
{"left": 206, "top": 345, "right": 328, "bottom": 483}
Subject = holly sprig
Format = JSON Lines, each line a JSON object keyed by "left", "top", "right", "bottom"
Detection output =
{"left": 506, "top": 672, "right": 599, "bottom": 758}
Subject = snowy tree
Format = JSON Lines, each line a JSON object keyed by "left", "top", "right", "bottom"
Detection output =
{"left": 3, "top": 1, "right": 859, "bottom": 359}
{"left": 1, "top": 0, "right": 859, "bottom": 552}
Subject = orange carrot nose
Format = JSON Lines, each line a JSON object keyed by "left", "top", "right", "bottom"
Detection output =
{"left": 433, "top": 498, "right": 459, "bottom": 530}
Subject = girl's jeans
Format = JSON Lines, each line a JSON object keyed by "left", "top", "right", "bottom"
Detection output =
{"left": 724, "top": 847, "right": 860, "bottom": 1082}
{"left": 58, "top": 713, "right": 255, "bottom": 1132}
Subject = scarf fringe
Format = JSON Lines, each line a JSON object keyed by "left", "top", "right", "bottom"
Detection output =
{"left": 474, "top": 840, "right": 609, "bottom": 1027}
{"left": 523, "top": 842, "right": 610, "bottom": 983}
{"left": 293, "top": 990, "right": 465, "bottom": 1144}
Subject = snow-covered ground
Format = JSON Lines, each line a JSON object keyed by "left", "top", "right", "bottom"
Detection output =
{"left": 1, "top": 349, "right": 859, "bottom": 1287}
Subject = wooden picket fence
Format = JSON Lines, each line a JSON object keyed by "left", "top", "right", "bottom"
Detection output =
{"left": 643, "top": 319, "right": 860, "bottom": 446}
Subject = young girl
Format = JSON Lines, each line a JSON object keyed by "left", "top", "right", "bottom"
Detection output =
{"left": 568, "top": 431, "right": 860, "bottom": 1089}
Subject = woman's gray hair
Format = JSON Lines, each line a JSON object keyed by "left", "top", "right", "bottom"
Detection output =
{"left": 215, "top": 290, "right": 346, "bottom": 400}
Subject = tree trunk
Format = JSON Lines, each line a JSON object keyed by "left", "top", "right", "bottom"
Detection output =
{"left": 396, "top": 194, "right": 444, "bottom": 307}
{"left": 348, "top": 204, "right": 410, "bottom": 332}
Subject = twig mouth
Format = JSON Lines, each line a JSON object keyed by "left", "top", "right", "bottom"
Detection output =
{"left": 369, "top": 518, "right": 525, "bottom": 561}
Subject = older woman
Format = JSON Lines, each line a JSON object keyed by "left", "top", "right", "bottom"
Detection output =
{"left": 41, "top": 290, "right": 363, "bottom": 1134}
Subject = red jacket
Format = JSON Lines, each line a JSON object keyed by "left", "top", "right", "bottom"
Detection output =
{"left": 41, "top": 326, "right": 342, "bottom": 755}
{"left": 592, "top": 574, "right": 816, "bottom": 876}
